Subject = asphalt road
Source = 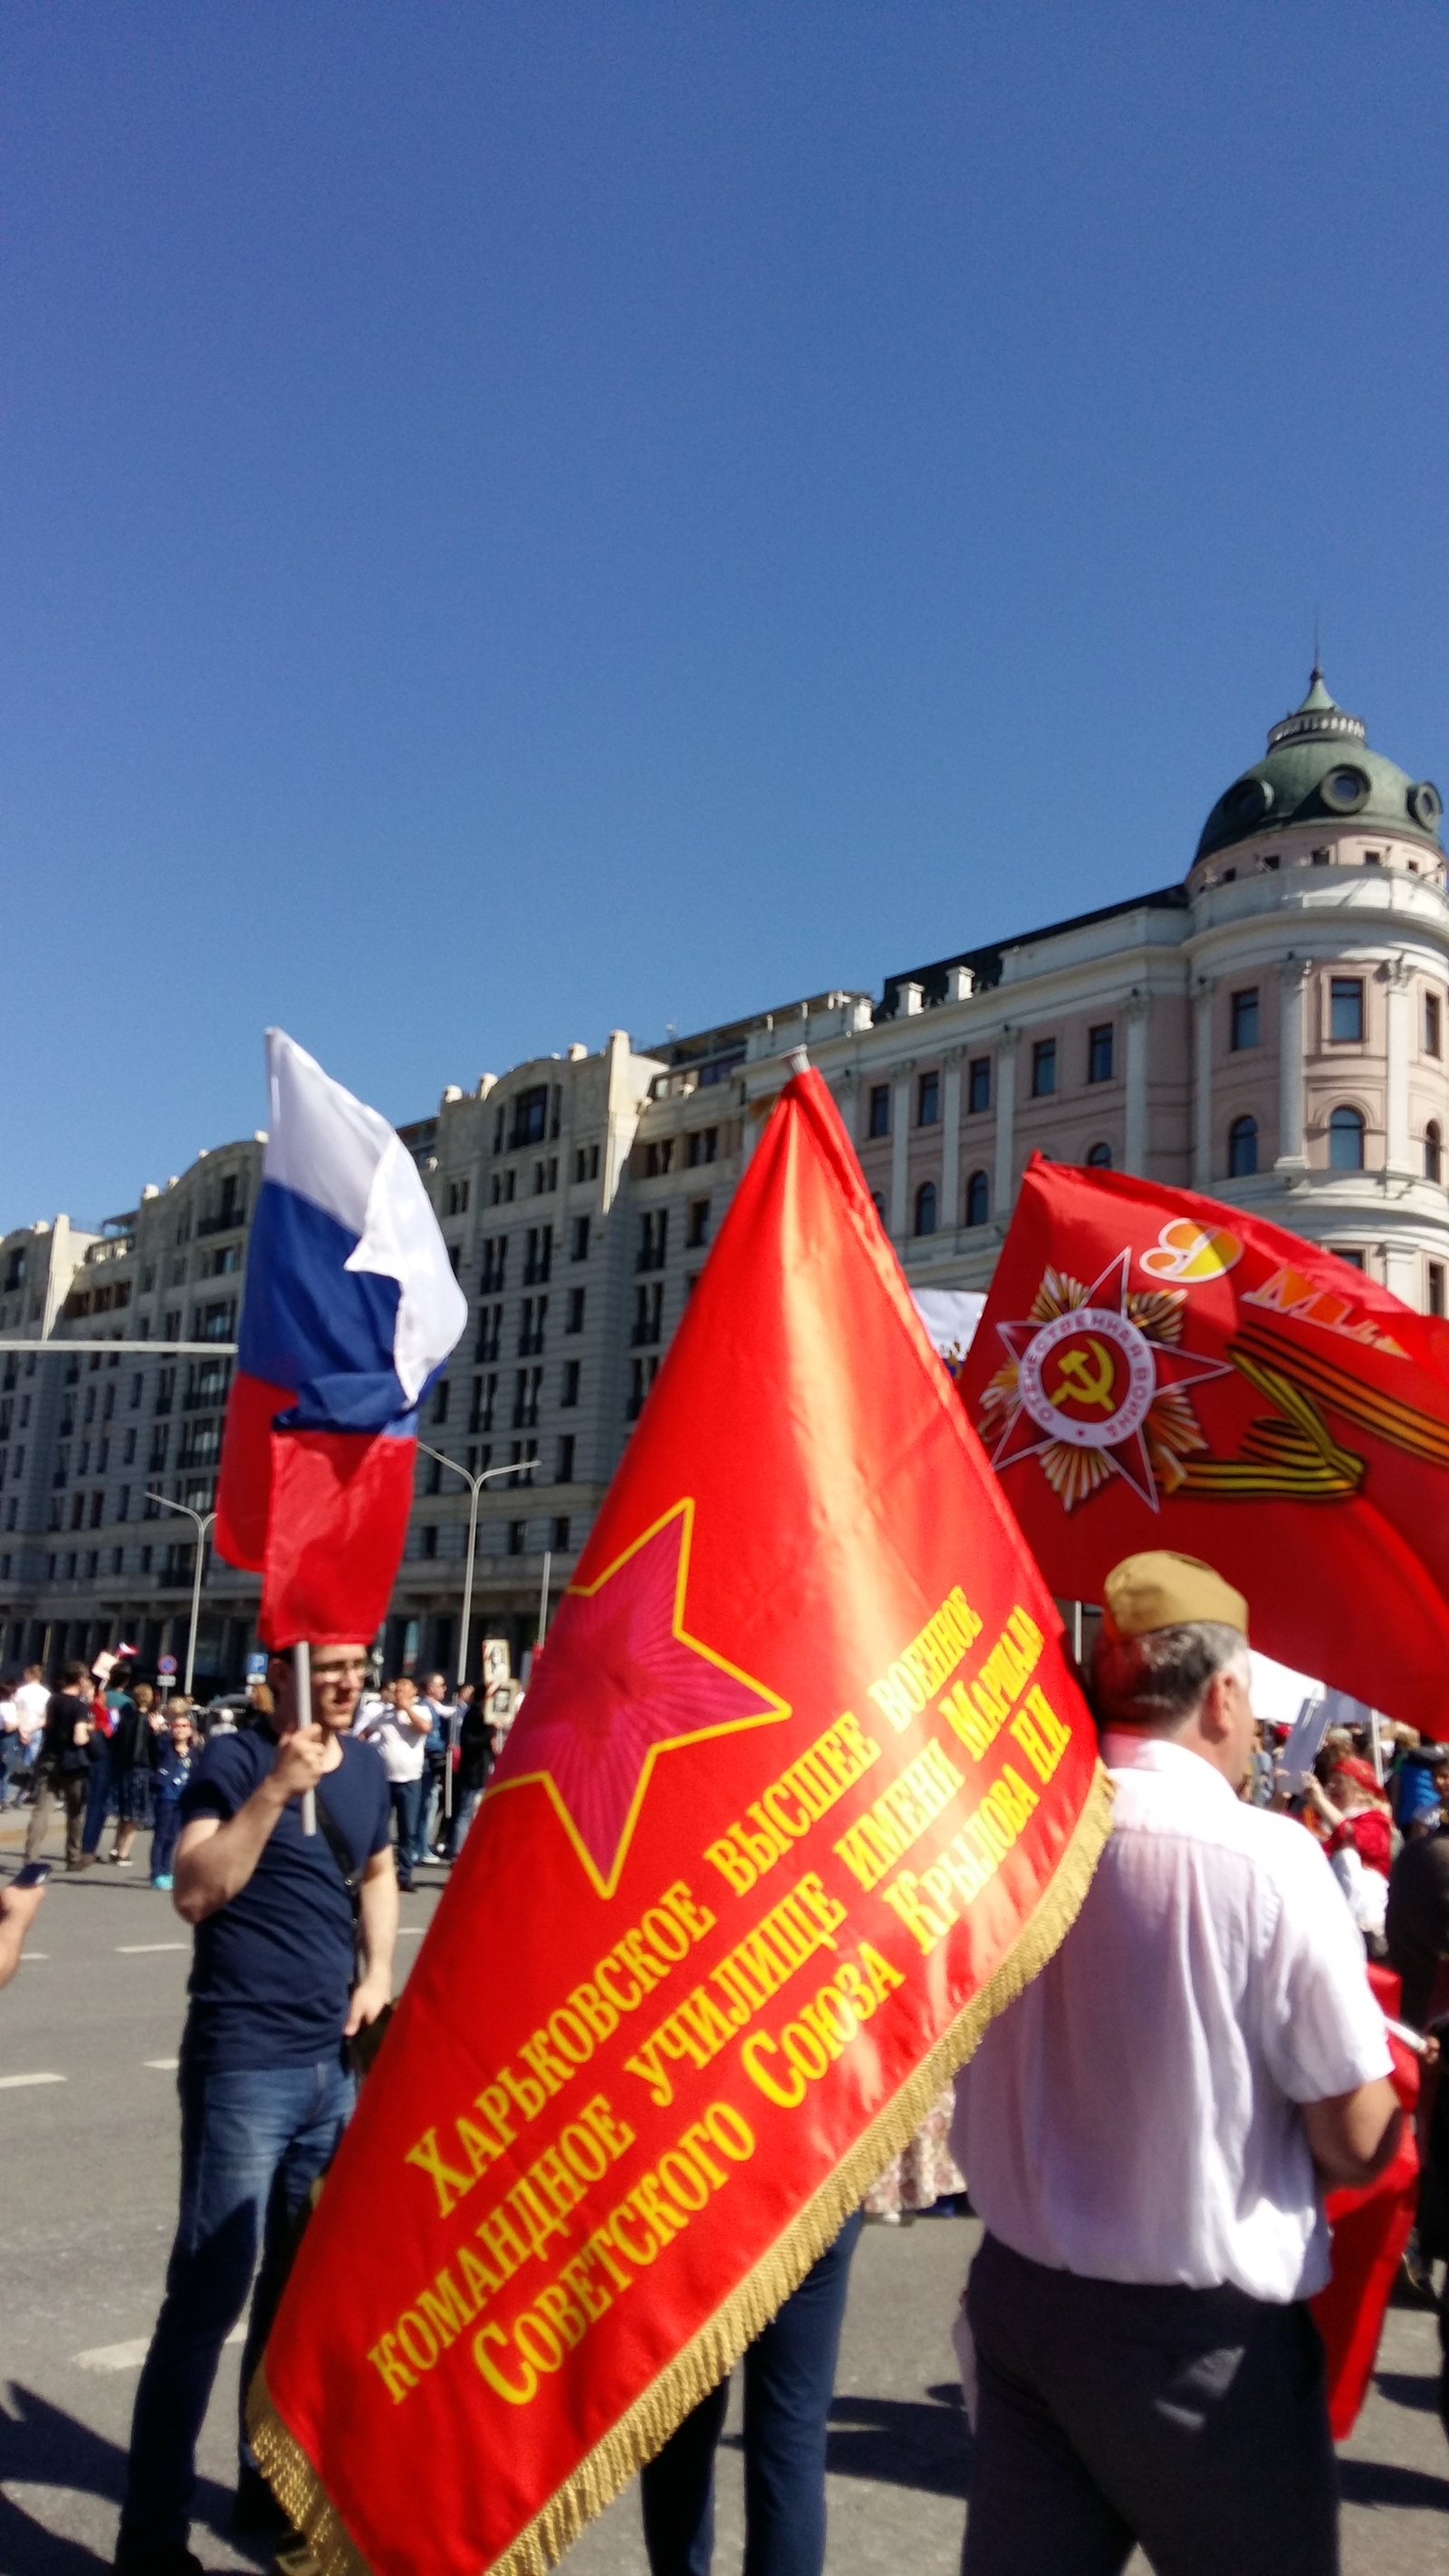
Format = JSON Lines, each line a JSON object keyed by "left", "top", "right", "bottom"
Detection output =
{"left": 0, "top": 1823, "right": 1444, "bottom": 2576}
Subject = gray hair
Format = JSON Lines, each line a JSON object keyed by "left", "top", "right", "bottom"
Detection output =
{"left": 1089, "top": 1620, "right": 1248, "bottom": 1733}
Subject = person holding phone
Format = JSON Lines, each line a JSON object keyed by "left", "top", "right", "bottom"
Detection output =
{"left": 0, "top": 1865, "right": 48, "bottom": 1987}
{"left": 114, "top": 1642, "right": 395, "bottom": 2576}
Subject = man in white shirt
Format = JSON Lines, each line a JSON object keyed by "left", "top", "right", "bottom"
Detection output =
{"left": 353, "top": 1675, "right": 431, "bottom": 1892}
{"left": 953, "top": 1550, "right": 1399, "bottom": 2576}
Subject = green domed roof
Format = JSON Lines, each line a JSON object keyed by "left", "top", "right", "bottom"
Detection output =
{"left": 1195, "top": 671, "right": 1444, "bottom": 863}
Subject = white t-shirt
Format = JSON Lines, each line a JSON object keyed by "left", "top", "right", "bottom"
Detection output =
{"left": 354, "top": 1701, "right": 428, "bottom": 1783}
{"left": 953, "top": 1732, "right": 1391, "bottom": 2302}
{"left": 14, "top": 1680, "right": 49, "bottom": 1742}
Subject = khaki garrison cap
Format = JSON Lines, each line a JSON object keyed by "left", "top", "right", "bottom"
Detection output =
{"left": 1100, "top": 1551, "right": 1249, "bottom": 1646}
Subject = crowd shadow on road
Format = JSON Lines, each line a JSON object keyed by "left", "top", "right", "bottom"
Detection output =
{"left": 824, "top": 2379, "right": 973, "bottom": 2497}
{"left": 0, "top": 2385, "right": 249, "bottom": 2576}
{"left": 1338, "top": 2454, "right": 1449, "bottom": 2514}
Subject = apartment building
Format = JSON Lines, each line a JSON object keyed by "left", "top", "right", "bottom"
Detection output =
{"left": 5, "top": 668, "right": 1447, "bottom": 1685}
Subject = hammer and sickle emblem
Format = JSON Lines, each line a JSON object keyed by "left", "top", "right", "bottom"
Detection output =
{"left": 1051, "top": 1339, "right": 1117, "bottom": 1413}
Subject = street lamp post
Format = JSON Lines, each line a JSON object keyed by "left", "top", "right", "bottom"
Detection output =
{"left": 144, "top": 1493, "right": 216, "bottom": 1697}
{"left": 417, "top": 1444, "right": 533, "bottom": 1817}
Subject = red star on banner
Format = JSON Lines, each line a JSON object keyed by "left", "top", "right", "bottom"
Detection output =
{"left": 989, "top": 1250, "right": 1230, "bottom": 1510}
{"left": 485, "top": 1502, "right": 790, "bottom": 1897}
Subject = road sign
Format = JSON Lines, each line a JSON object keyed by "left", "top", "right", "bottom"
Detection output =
{"left": 158, "top": 1654, "right": 178, "bottom": 1677}
{"left": 245, "top": 1650, "right": 268, "bottom": 1681}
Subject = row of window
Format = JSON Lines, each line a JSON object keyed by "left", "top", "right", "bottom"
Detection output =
{"left": 1227, "top": 1111, "right": 1445, "bottom": 1179}
{"left": 417, "top": 1508, "right": 574, "bottom": 1561}
{"left": 643, "top": 1129, "right": 720, "bottom": 1176}
{"left": 1230, "top": 978, "right": 1443, "bottom": 1055}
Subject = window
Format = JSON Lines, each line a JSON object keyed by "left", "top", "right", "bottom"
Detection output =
{"left": 1338, "top": 1248, "right": 1365, "bottom": 1271}
{"left": 1032, "top": 1039, "right": 1057, "bottom": 1098}
{"left": 561, "top": 1360, "right": 581, "bottom": 1408}
{"left": 123, "top": 1427, "right": 137, "bottom": 1465}
{"left": 556, "top": 1434, "right": 575, "bottom": 1483}
{"left": 1329, "top": 1105, "right": 1366, "bottom": 1169}
{"left": 490, "top": 1168, "right": 517, "bottom": 1206}
{"left": 573, "top": 1142, "right": 600, "bottom": 1184}
{"left": 1086, "top": 1141, "right": 1112, "bottom": 1168}
{"left": 868, "top": 1085, "right": 890, "bottom": 1139}
{"left": 420, "top": 1524, "right": 438, "bottom": 1560}
{"left": 686, "top": 1128, "right": 719, "bottom": 1168}
{"left": 1312, "top": 848, "right": 1330, "bottom": 867}
{"left": 475, "top": 1302, "right": 503, "bottom": 1362}
{"left": 1426, "top": 1122, "right": 1443, "bottom": 1185}
{"left": 638, "top": 1210, "right": 668, "bottom": 1272}
{"left": 552, "top": 1516, "right": 571, "bottom": 1551}
{"left": 914, "top": 1182, "right": 937, "bottom": 1236}
{"left": 633, "top": 1281, "right": 665, "bottom": 1345}
{"left": 512, "top": 1367, "right": 542, "bottom": 1429}
{"left": 118, "top": 1486, "right": 130, "bottom": 1520}
{"left": 70, "top": 1494, "right": 84, "bottom": 1530}
{"left": 645, "top": 1139, "right": 674, "bottom": 1177}
{"left": 627, "top": 1355, "right": 659, "bottom": 1420}
{"left": 154, "top": 1369, "right": 175, "bottom": 1416}
{"left": 1427, "top": 994, "right": 1443, "bottom": 1059}
{"left": 140, "top": 1544, "right": 152, "bottom": 1571}
{"left": 1363, "top": 851, "right": 1382, "bottom": 867}
{"left": 1228, "top": 1115, "right": 1258, "bottom": 1177}
{"left": 130, "top": 1373, "right": 143, "bottom": 1408}
{"left": 1329, "top": 978, "right": 1364, "bottom": 1044}
{"left": 523, "top": 1226, "right": 552, "bottom": 1285}
{"left": 470, "top": 1371, "right": 497, "bottom": 1433}
{"left": 509, "top": 1085, "right": 549, "bottom": 1149}
{"left": 1231, "top": 989, "right": 1260, "bottom": 1051}
{"left": 870, "top": 1191, "right": 887, "bottom": 1222}
{"left": 163, "top": 1309, "right": 181, "bottom": 1341}
{"left": 518, "top": 1296, "right": 547, "bottom": 1356}
{"left": 90, "top": 1491, "right": 104, "bottom": 1529}
{"left": 1430, "top": 1263, "right": 1446, "bottom": 1318}
{"left": 508, "top": 1520, "right": 526, "bottom": 1556}
{"left": 1087, "top": 1025, "right": 1114, "bottom": 1084}
{"left": 687, "top": 1198, "right": 710, "bottom": 1249}
{"left": 480, "top": 1236, "right": 507, "bottom": 1293}
{"left": 446, "top": 1178, "right": 468, "bottom": 1216}
{"left": 917, "top": 1072, "right": 940, "bottom": 1127}
{"left": 967, "top": 1058, "right": 991, "bottom": 1115}
{"left": 570, "top": 1216, "right": 590, "bottom": 1262}
{"left": 197, "top": 1300, "right": 235, "bottom": 1342}
{"left": 566, "top": 1286, "right": 586, "bottom": 1334}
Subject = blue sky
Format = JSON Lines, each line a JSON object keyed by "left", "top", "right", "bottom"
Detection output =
{"left": 5, "top": 2, "right": 1448, "bottom": 1227}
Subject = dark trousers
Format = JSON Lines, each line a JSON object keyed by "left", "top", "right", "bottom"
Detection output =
{"left": 641, "top": 2212, "right": 861, "bottom": 2576}
{"left": 118, "top": 2056, "right": 354, "bottom": 2565}
{"left": 150, "top": 1797, "right": 183, "bottom": 1880}
{"left": 964, "top": 2232, "right": 1339, "bottom": 2576}
{"left": 82, "top": 1741, "right": 118, "bottom": 1852}
{"left": 24, "top": 1766, "right": 89, "bottom": 1867}
{"left": 388, "top": 1775, "right": 425, "bottom": 1882}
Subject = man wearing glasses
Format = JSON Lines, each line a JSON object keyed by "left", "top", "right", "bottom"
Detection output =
{"left": 115, "top": 1644, "right": 396, "bottom": 2576}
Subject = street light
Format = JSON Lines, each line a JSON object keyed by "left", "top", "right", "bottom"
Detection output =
{"left": 417, "top": 1443, "right": 534, "bottom": 1818}
{"left": 144, "top": 1493, "right": 216, "bottom": 1697}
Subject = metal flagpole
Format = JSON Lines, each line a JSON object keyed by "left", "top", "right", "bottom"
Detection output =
{"left": 538, "top": 1549, "right": 552, "bottom": 1650}
{"left": 145, "top": 1494, "right": 216, "bottom": 1697}
{"left": 295, "top": 1639, "right": 316, "bottom": 1836}
{"left": 417, "top": 1444, "right": 533, "bottom": 1825}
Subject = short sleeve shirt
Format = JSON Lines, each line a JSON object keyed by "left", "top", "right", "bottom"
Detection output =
{"left": 179, "top": 1727, "right": 390, "bottom": 2071}
{"left": 953, "top": 1734, "right": 1391, "bottom": 2302}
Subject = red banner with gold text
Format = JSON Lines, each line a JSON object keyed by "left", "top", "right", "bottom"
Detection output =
{"left": 962, "top": 1155, "right": 1449, "bottom": 1734}
{"left": 250, "top": 1071, "right": 1109, "bottom": 2576}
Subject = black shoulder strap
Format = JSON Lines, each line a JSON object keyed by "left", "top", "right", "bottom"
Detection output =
{"left": 312, "top": 1781, "right": 362, "bottom": 1914}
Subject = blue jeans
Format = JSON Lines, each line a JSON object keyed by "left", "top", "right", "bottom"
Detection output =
{"left": 389, "top": 1775, "right": 425, "bottom": 1880}
{"left": 82, "top": 1741, "right": 118, "bottom": 1851}
{"left": 117, "top": 2055, "right": 355, "bottom": 2563}
{"left": 0, "top": 1733, "right": 24, "bottom": 1805}
{"left": 150, "top": 1796, "right": 183, "bottom": 1880}
{"left": 640, "top": 2212, "right": 861, "bottom": 2576}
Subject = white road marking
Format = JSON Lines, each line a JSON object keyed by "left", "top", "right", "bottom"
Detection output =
{"left": 397, "top": 1926, "right": 425, "bottom": 1937}
{"left": 0, "top": 2071, "right": 64, "bottom": 2089}
{"left": 144, "top": 2058, "right": 179, "bottom": 2071}
{"left": 20, "top": 1953, "right": 48, "bottom": 1961}
{"left": 116, "top": 1942, "right": 189, "bottom": 1954}
{"left": 75, "top": 2322, "right": 245, "bottom": 2372}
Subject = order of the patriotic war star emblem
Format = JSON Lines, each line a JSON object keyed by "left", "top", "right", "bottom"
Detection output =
{"left": 978, "top": 1251, "right": 1230, "bottom": 1513}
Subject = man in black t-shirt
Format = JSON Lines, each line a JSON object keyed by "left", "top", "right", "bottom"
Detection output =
{"left": 24, "top": 1661, "right": 94, "bottom": 1870}
{"left": 115, "top": 1642, "right": 395, "bottom": 2576}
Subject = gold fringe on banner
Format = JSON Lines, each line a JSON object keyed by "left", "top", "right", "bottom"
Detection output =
{"left": 248, "top": 1760, "right": 1115, "bottom": 2576}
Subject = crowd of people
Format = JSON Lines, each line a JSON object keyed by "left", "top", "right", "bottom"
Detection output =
{"left": 2, "top": 1570, "right": 1447, "bottom": 2576}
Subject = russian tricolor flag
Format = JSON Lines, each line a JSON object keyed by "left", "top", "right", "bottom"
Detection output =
{"left": 216, "top": 1031, "right": 466, "bottom": 1648}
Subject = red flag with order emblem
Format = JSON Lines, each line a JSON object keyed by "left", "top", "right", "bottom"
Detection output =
{"left": 961, "top": 1154, "right": 1449, "bottom": 1735}
{"left": 248, "top": 1067, "right": 1110, "bottom": 2576}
